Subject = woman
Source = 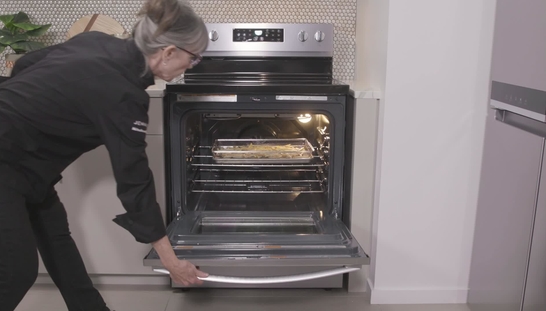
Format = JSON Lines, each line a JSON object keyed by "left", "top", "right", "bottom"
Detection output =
{"left": 0, "top": 0, "right": 209, "bottom": 310}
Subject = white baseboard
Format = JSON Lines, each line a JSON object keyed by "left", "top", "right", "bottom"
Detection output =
{"left": 35, "top": 274, "right": 170, "bottom": 286}
{"left": 367, "top": 278, "right": 468, "bottom": 304}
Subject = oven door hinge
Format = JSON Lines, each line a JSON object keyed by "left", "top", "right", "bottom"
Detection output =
{"left": 176, "top": 207, "right": 182, "bottom": 220}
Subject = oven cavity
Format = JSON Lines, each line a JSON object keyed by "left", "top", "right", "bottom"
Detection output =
{"left": 183, "top": 113, "right": 331, "bottom": 217}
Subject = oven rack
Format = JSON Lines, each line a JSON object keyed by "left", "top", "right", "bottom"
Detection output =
{"left": 189, "top": 168, "right": 326, "bottom": 194}
{"left": 190, "top": 146, "right": 326, "bottom": 168}
{"left": 190, "top": 184, "right": 324, "bottom": 194}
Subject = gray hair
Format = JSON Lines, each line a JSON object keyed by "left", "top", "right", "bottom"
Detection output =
{"left": 132, "top": 0, "right": 208, "bottom": 70}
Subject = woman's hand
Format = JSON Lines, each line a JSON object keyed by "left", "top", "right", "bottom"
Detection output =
{"left": 151, "top": 235, "right": 209, "bottom": 286}
{"left": 165, "top": 259, "right": 208, "bottom": 286}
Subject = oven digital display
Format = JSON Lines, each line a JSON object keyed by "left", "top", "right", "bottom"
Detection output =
{"left": 233, "top": 28, "right": 284, "bottom": 42}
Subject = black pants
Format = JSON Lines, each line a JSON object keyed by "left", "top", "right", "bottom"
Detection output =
{"left": 0, "top": 181, "right": 109, "bottom": 311}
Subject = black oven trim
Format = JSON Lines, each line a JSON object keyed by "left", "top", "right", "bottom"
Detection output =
{"left": 163, "top": 94, "right": 350, "bottom": 224}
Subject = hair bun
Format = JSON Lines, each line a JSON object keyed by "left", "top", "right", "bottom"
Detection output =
{"left": 139, "top": 0, "right": 181, "bottom": 36}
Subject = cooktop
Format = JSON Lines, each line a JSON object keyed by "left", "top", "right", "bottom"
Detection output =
{"left": 165, "top": 76, "right": 350, "bottom": 95}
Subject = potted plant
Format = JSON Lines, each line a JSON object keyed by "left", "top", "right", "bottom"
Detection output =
{"left": 0, "top": 11, "right": 51, "bottom": 76}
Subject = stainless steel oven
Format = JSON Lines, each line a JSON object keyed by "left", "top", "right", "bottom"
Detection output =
{"left": 144, "top": 23, "right": 368, "bottom": 289}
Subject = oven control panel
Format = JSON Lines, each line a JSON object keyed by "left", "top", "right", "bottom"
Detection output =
{"left": 203, "top": 23, "right": 334, "bottom": 57}
{"left": 233, "top": 28, "right": 284, "bottom": 42}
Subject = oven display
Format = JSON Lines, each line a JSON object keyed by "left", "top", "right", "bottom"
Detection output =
{"left": 233, "top": 28, "right": 284, "bottom": 42}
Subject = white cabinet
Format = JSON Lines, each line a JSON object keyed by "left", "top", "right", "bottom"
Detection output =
{"left": 38, "top": 100, "right": 165, "bottom": 276}
{"left": 148, "top": 97, "right": 163, "bottom": 135}
{"left": 348, "top": 97, "right": 379, "bottom": 292}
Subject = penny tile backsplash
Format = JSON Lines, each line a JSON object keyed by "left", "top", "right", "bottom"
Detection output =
{"left": 0, "top": 0, "right": 357, "bottom": 81}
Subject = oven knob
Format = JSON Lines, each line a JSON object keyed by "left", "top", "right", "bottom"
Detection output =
{"left": 314, "top": 31, "right": 325, "bottom": 42}
{"left": 209, "top": 30, "right": 219, "bottom": 42}
{"left": 298, "top": 30, "right": 308, "bottom": 42}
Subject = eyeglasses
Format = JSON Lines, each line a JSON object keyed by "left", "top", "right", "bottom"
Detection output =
{"left": 176, "top": 46, "right": 203, "bottom": 67}
{"left": 161, "top": 46, "right": 203, "bottom": 67}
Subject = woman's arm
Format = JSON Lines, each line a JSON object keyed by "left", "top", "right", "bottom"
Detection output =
{"left": 78, "top": 77, "right": 207, "bottom": 285}
{"left": 11, "top": 44, "right": 58, "bottom": 77}
{"left": 152, "top": 236, "right": 208, "bottom": 286}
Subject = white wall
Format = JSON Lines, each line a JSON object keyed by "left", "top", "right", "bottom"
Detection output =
{"left": 355, "top": 0, "right": 390, "bottom": 90}
{"left": 363, "top": 0, "right": 497, "bottom": 304}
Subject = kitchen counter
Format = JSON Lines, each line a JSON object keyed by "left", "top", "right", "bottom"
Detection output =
{"left": 146, "top": 79, "right": 167, "bottom": 98}
{"left": 344, "top": 80, "right": 382, "bottom": 99}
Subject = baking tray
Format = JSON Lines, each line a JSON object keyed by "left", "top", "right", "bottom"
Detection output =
{"left": 211, "top": 138, "right": 315, "bottom": 164}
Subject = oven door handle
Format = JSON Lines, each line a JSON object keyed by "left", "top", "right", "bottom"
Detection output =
{"left": 153, "top": 266, "right": 360, "bottom": 284}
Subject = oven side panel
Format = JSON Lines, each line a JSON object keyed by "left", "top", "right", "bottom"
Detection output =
{"left": 341, "top": 94, "right": 356, "bottom": 288}
{"left": 164, "top": 93, "right": 175, "bottom": 224}
{"left": 342, "top": 94, "right": 356, "bottom": 228}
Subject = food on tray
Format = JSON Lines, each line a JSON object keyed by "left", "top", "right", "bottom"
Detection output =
{"left": 211, "top": 139, "right": 314, "bottom": 163}
{"left": 216, "top": 143, "right": 311, "bottom": 159}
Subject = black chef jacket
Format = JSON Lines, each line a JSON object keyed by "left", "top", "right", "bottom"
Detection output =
{"left": 0, "top": 31, "right": 166, "bottom": 244}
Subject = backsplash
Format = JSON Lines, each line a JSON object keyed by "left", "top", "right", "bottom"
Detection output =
{"left": 0, "top": 0, "right": 357, "bottom": 81}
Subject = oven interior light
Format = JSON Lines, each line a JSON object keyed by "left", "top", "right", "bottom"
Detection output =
{"left": 297, "top": 114, "right": 312, "bottom": 123}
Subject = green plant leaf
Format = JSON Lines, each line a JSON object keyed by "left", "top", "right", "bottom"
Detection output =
{"left": 26, "top": 24, "right": 51, "bottom": 37}
{"left": 4, "top": 24, "right": 17, "bottom": 35}
{"left": 0, "top": 14, "right": 15, "bottom": 26}
{"left": 10, "top": 41, "right": 45, "bottom": 53}
{"left": 0, "top": 44, "right": 6, "bottom": 54}
{"left": 11, "top": 12, "right": 30, "bottom": 24}
{"left": 0, "top": 29, "right": 12, "bottom": 36}
{"left": 12, "top": 22, "right": 43, "bottom": 31}
{"left": 0, "top": 33, "right": 28, "bottom": 45}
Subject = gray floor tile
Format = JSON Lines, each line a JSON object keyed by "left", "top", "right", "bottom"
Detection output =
{"left": 466, "top": 304, "right": 519, "bottom": 311}
{"left": 15, "top": 285, "right": 67, "bottom": 311}
{"left": 166, "top": 292, "right": 379, "bottom": 311}
{"left": 380, "top": 304, "right": 470, "bottom": 311}
{"left": 98, "top": 285, "right": 173, "bottom": 311}
{"left": 17, "top": 284, "right": 476, "bottom": 311}
{"left": 170, "top": 287, "right": 365, "bottom": 297}
{"left": 15, "top": 284, "right": 173, "bottom": 311}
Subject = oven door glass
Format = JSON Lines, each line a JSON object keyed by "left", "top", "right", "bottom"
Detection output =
{"left": 144, "top": 209, "right": 367, "bottom": 285}
{"left": 144, "top": 107, "right": 368, "bottom": 283}
{"left": 144, "top": 211, "right": 367, "bottom": 267}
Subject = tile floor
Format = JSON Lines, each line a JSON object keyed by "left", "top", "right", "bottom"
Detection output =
{"left": 14, "top": 284, "right": 472, "bottom": 311}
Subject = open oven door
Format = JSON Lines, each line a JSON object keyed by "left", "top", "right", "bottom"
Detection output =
{"left": 145, "top": 93, "right": 367, "bottom": 287}
{"left": 143, "top": 211, "right": 368, "bottom": 287}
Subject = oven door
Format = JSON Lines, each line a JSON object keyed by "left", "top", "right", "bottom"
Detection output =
{"left": 144, "top": 211, "right": 368, "bottom": 285}
{"left": 143, "top": 94, "right": 368, "bottom": 285}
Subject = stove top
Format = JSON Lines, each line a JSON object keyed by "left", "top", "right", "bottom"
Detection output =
{"left": 166, "top": 76, "right": 350, "bottom": 95}
{"left": 166, "top": 23, "right": 351, "bottom": 95}
{"left": 181, "top": 74, "right": 336, "bottom": 85}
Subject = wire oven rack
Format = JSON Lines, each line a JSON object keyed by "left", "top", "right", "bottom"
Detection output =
{"left": 188, "top": 146, "right": 327, "bottom": 194}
